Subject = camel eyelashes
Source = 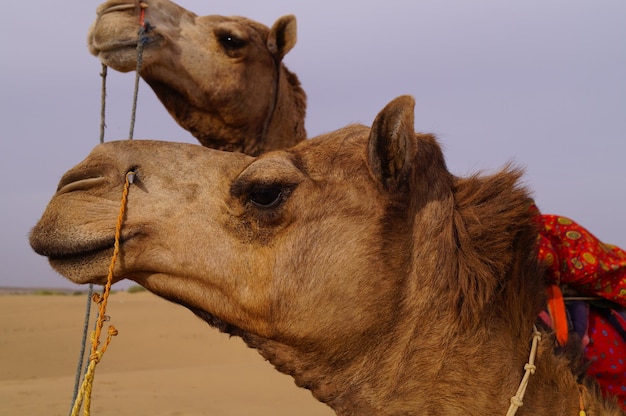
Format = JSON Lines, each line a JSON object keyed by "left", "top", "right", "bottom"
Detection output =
{"left": 247, "top": 183, "right": 290, "bottom": 209}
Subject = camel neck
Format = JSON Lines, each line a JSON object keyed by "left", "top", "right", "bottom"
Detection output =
{"left": 259, "top": 65, "right": 307, "bottom": 154}
{"left": 243, "top": 314, "right": 536, "bottom": 415}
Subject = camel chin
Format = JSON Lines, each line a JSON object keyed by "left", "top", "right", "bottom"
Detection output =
{"left": 29, "top": 226, "right": 124, "bottom": 285}
{"left": 49, "top": 250, "right": 117, "bottom": 286}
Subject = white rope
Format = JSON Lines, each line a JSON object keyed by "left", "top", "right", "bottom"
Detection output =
{"left": 505, "top": 325, "right": 542, "bottom": 416}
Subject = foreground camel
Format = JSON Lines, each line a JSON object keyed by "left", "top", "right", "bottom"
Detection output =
{"left": 88, "top": 0, "right": 306, "bottom": 155}
{"left": 30, "top": 96, "right": 624, "bottom": 415}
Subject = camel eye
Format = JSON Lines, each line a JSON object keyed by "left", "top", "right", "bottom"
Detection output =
{"left": 217, "top": 33, "right": 247, "bottom": 51}
{"left": 248, "top": 184, "right": 284, "bottom": 209}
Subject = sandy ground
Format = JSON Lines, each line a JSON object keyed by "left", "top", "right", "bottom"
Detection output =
{"left": 0, "top": 290, "right": 334, "bottom": 416}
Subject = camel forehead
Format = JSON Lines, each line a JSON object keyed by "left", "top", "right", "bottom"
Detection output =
{"left": 289, "top": 124, "right": 371, "bottom": 176}
{"left": 197, "top": 15, "right": 270, "bottom": 40}
{"left": 237, "top": 152, "right": 302, "bottom": 182}
{"left": 95, "top": 139, "right": 223, "bottom": 157}
{"left": 88, "top": 140, "right": 251, "bottom": 173}
{"left": 231, "top": 126, "right": 372, "bottom": 197}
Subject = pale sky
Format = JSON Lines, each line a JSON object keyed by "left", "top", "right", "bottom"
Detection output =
{"left": 0, "top": 0, "right": 624, "bottom": 289}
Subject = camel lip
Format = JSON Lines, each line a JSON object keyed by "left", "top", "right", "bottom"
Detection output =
{"left": 96, "top": 35, "right": 160, "bottom": 54}
{"left": 42, "top": 231, "right": 139, "bottom": 261}
{"left": 46, "top": 241, "right": 114, "bottom": 261}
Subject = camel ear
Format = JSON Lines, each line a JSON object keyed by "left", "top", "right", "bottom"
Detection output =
{"left": 367, "top": 95, "right": 417, "bottom": 192}
{"left": 267, "top": 15, "right": 297, "bottom": 61}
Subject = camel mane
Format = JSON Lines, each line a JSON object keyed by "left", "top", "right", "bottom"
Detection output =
{"left": 449, "top": 166, "right": 544, "bottom": 331}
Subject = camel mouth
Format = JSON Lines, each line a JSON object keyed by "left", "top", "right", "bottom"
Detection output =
{"left": 46, "top": 238, "right": 117, "bottom": 262}
{"left": 43, "top": 231, "right": 141, "bottom": 285}
{"left": 34, "top": 230, "right": 139, "bottom": 261}
{"left": 92, "top": 1, "right": 162, "bottom": 56}
{"left": 96, "top": 35, "right": 161, "bottom": 54}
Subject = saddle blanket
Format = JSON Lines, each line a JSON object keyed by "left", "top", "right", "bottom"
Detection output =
{"left": 536, "top": 211, "right": 626, "bottom": 408}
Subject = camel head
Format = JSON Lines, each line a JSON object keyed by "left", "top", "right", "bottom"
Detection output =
{"left": 31, "top": 96, "right": 615, "bottom": 414}
{"left": 31, "top": 97, "right": 432, "bottom": 340}
{"left": 88, "top": 0, "right": 306, "bottom": 155}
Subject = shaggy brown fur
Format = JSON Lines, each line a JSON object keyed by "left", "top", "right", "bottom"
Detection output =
{"left": 30, "top": 96, "right": 624, "bottom": 415}
{"left": 88, "top": 0, "right": 306, "bottom": 155}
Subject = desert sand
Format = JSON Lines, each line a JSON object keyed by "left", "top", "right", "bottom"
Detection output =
{"left": 0, "top": 289, "right": 334, "bottom": 416}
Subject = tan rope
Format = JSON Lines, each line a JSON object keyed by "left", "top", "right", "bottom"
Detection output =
{"left": 69, "top": 171, "right": 134, "bottom": 416}
{"left": 505, "top": 325, "right": 542, "bottom": 416}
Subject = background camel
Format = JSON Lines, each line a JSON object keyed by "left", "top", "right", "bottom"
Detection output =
{"left": 30, "top": 96, "right": 624, "bottom": 415}
{"left": 88, "top": 0, "right": 306, "bottom": 155}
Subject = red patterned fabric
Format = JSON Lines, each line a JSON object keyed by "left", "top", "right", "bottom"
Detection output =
{"left": 537, "top": 214, "right": 626, "bottom": 304}
{"left": 586, "top": 310, "right": 626, "bottom": 406}
{"left": 535, "top": 210, "right": 626, "bottom": 408}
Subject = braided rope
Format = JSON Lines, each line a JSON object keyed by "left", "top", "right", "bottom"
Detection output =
{"left": 128, "top": 5, "right": 150, "bottom": 139}
{"left": 505, "top": 326, "right": 542, "bottom": 416}
{"left": 128, "top": 33, "right": 145, "bottom": 140}
{"left": 99, "top": 65, "right": 108, "bottom": 145}
{"left": 69, "top": 171, "right": 133, "bottom": 416}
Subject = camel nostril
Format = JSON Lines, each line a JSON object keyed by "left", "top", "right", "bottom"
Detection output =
{"left": 56, "top": 177, "right": 106, "bottom": 196}
{"left": 97, "top": 4, "right": 136, "bottom": 17}
{"left": 95, "top": 0, "right": 149, "bottom": 17}
{"left": 56, "top": 166, "right": 109, "bottom": 195}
